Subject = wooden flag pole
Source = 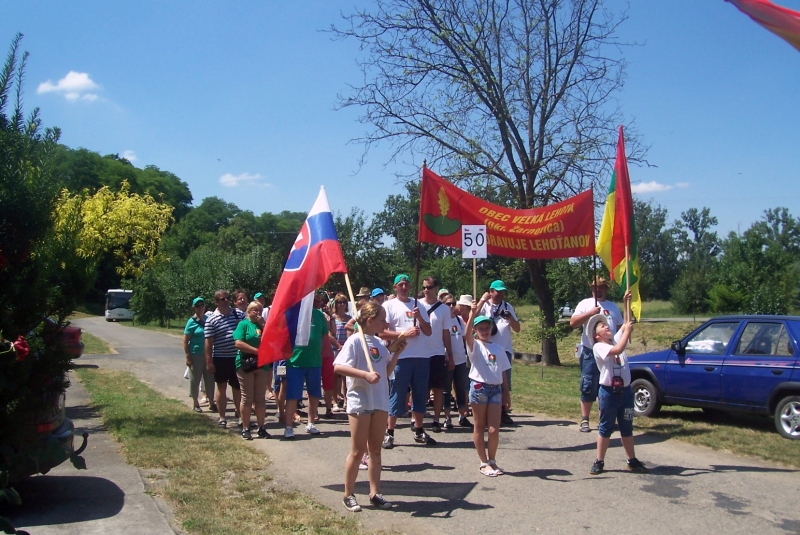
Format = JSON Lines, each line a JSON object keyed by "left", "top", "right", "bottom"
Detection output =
{"left": 344, "top": 272, "right": 375, "bottom": 373}
{"left": 592, "top": 254, "right": 598, "bottom": 308}
{"left": 624, "top": 246, "right": 631, "bottom": 323}
{"left": 472, "top": 258, "right": 477, "bottom": 300}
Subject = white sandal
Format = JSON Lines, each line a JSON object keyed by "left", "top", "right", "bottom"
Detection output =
{"left": 479, "top": 462, "right": 499, "bottom": 477}
{"left": 488, "top": 459, "right": 504, "bottom": 475}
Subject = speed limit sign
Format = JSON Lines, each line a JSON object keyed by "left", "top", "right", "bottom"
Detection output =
{"left": 462, "top": 225, "right": 487, "bottom": 258}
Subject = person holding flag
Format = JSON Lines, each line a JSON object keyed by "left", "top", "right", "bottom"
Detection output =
{"left": 580, "top": 124, "right": 640, "bottom": 433}
{"left": 257, "top": 187, "right": 348, "bottom": 436}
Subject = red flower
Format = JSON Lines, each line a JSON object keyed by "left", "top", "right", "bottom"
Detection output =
{"left": 13, "top": 336, "right": 29, "bottom": 361}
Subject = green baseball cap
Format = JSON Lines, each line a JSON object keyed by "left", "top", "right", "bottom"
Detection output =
{"left": 254, "top": 292, "right": 264, "bottom": 299}
{"left": 489, "top": 280, "right": 507, "bottom": 291}
{"left": 393, "top": 273, "right": 410, "bottom": 285}
{"left": 473, "top": 315, "right": 493, "bottom": 327}
{"left": 192, "top": 297, "right": 205, "bottom": 306}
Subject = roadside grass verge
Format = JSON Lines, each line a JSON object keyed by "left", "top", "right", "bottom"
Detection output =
{"left": 509, "top": 318, "right": 800, "bottom": 467}
{"left": 80, "top": 332, "right": 111, "bottom": 355}
{"left": 119, "top": 319, "right": 184, "bottom": 336}
{"left": 75, "top": 369, "right": 361, "bottom": 535}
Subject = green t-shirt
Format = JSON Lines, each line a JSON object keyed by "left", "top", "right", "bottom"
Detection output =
{"left": 288, "top": 308, "right": 329, "bottom": 368}
{"left": 233, "top": 318, "right": 267, "bottom": 370}
{"left": 184, "top": 316, "right": 205, "bottom": 355}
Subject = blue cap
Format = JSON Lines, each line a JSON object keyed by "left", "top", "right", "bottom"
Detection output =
{"left": 192, "top": 297, "right": 205, "bottom": 306}
{"left": 370, "top": 288, "right": 385, "bottom": 298}
{"left": 473, "top": 315, "right": 493, "bottom": 327}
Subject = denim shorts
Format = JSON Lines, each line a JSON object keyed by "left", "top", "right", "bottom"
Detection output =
{"left": 579, "top": 345, "right": 600, "bottom": 402}
{"left": 598, "top": 385, "right": 634, "bottom": 438}
{"left": 468, "top": 380, "right": 503, "bottom": 405}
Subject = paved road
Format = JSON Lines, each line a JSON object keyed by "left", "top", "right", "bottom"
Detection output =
{"left": 39, "top": 318, "right": 800, "bottom": 534}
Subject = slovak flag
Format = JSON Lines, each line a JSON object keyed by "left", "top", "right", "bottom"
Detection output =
{"left": 258, "top": 187, "right": 346, "bottom": 365}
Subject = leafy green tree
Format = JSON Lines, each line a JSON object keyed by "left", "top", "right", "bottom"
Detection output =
{"left": 160, "top": 196, "right": 241, "bottom": 259}
{"left": 53, "top": 147, "right": 193, "bottom": 220}
{"left": 0, "top": 35, "right": 84, "bottom": 507}
{"left": 709, "top": 208, "right": 800, "bottom": 314}
{"left": 670, "top": 207, "right": 720, "bottom": 314}
{"left": 334, "top": 0, "right": 645, "bottom": 365}
{"left": 634, "top": 199, "right": 678, "bottom": 300}
{"left": 334, "top": 208, "right": 397, "bottom": 290}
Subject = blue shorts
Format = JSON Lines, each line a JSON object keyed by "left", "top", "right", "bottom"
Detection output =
{"left": 468, "top": 380, "right": 503, "bottom": 405}
{"left": 579, "top": 345, "right": 600, "bottom": 402}
{"left": 285, "top": 366, "right": 322, "bottom": 400}
{"left": 389, "top": 358, "right": 430, "bottom": 416}
{"left": 598, "top": 385, "right": 634, "bottom": 438}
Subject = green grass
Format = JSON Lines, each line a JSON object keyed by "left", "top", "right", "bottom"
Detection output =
{"left": 119, "top": 319, "right": 185, "bottom": 336}
{"left": 80, "top": 332, "right": 111, "bottom": 355}
{"left": 75, "top": 369, "right": 362, "bottom": 535}
{"left": 509, "top": 316, "right": 800, "bottom": 467}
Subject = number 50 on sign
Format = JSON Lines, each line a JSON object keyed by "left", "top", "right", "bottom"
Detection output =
{"left": 462, "top": 225, "right": 487, "bottom": 259}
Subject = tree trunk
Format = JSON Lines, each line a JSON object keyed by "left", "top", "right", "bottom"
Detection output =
{"left": 525, "top": 258, "right": 562, "bottom": 366}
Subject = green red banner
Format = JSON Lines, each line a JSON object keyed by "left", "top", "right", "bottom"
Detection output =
{"left": 418, "top": 168, "right": 595, "bottom": 259}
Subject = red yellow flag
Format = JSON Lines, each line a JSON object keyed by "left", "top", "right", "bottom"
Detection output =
{"left": 596, "top": 126, "right": 641, "bottom": 321}
{"left": 728, "top": 0, "right": 800, "bottom": 52}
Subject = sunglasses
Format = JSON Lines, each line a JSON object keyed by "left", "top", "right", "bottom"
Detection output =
{"left": 217, "top": 296, "right": 229, "bottom": 302}
{"left": 446, "top": 302, "right": 456, "bottom": 307}
{"left": 422, "top": 285, "right": 437, "bottom": 290}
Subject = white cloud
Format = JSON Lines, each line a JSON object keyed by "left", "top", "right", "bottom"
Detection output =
{"left": 122, "top": 150, "right": 137, "bottom": 162}
{"left": 631, "top": 181, "right": 689, "bottom": 194}
{"left": 219, "top": 172, "right": 265, "bottom": 187}
{"left": 38, "top": 71, "right": 100, "bottom": 101}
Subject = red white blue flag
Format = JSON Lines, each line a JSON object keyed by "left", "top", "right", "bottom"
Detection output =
{"left": 258, "top": 187, "right": 346, "bottom": 365}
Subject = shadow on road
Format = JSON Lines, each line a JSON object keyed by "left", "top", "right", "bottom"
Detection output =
{"left": 324, "top": 479, "right": 490, "bottom": 518}
{"left": 4, "top": 476, "right": 124, "bottom": 527}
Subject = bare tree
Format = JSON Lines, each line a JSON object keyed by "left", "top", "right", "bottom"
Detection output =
{"left": 333, "top": 0, "right": 644, "bottom": 364}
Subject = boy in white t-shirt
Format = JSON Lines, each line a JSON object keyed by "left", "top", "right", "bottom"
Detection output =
{"left": 587, "top": 313, "right": 647, "bottom": 475}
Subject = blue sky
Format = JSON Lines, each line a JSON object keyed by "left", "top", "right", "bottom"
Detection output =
{"left": 3, "top": 1, "right": 799, "bottom": 237}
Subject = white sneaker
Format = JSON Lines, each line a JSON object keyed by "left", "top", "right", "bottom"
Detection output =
{"left": 283, "top": 427, "right": 294, "bottom": 439}
{"left": 306, "top": 423, "right": 320, "bottom": 435}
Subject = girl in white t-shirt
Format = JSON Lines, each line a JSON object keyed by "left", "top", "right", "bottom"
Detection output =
{"left": 466, "top": 300, "right": 511, "bottom": 477}
{"left": 333, "top": 303, "right": 407, "bottom": 512}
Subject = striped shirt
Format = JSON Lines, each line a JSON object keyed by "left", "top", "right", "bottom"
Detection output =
{"left": 204, "top": 308, "right": 245, "bottom": 358}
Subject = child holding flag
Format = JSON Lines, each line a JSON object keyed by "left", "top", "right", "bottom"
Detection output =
{"left": 333, "top": 302, "right": 407, "bottom": 512}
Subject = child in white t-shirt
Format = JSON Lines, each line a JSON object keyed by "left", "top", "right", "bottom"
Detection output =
{"left": 466, "top": 298, "right": 511, "bottom": 477}
{"left": 333, "top": 303, "right": 407, "bottom": 512}
{"left": 587, "top": 313, "right": 647, "bottom": 475}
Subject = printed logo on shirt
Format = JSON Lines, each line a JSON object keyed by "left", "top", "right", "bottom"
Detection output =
{"left": 488, "top": 353, "right": 497, "bottom": 364}
{"left": 603, "top": 309, "right": 610, "bottom": 317}
{"left": 369, "top": 346, "right": 381, "bottom": 361}
{"left": 256, "top": 329, "right": 262, "bottom": 336}
{"left": 405, "top": 310, "right": 414, "bottom": 319}
{"left": 451, "top": 325, "right": 458, "bottom": 333}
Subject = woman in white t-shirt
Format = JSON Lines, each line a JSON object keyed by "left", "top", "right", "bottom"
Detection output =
{"left": 466, "top": 299, "right": 511, "bottom": 477}
{"left": 333, "top": 303, "right": 407, "bottom": 513}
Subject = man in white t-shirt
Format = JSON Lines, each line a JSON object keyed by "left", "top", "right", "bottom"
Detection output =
{"left": 570, "top": 276, "right": 628, "bottom": 433}
{"left": 479, "top": 279, "right": 520, "bottom": 425}
{"left": 381, "top": 273, "right": 435, "bottom": 448}
{"left": 417, "top": 277, "right": 454, "bottom": 433}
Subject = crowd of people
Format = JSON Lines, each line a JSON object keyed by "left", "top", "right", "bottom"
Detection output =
{"left": 183, "top": 275, "right": 647, "bottom": 513}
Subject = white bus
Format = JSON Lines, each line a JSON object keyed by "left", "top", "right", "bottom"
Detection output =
{"left": 105, "top": 289, "right": 134, "bottom": 321}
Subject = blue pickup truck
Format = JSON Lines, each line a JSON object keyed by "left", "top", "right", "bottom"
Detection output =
{"left": 628, "top": 315, "right": 800, "bottom": 439}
